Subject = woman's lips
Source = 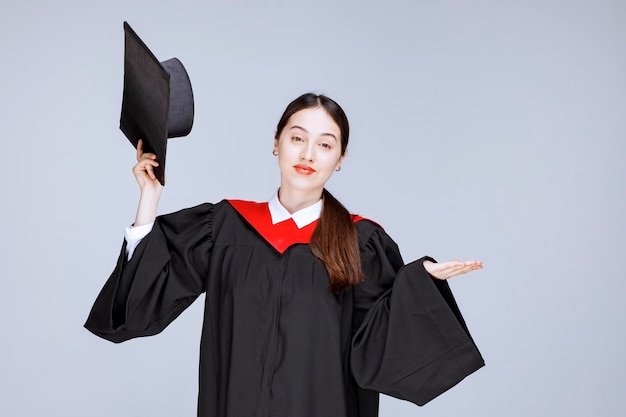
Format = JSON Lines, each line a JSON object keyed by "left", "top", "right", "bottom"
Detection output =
{"left": 294, "top": 164, "right": 316, "bottom": 175}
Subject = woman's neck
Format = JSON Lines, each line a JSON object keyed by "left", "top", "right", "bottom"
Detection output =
{"left": 277, "top": 186, "right": 323, "bottom": 214}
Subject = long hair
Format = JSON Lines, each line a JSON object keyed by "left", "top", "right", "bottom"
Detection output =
{"left": 275, "top": 93, "right": 364, "bottom": 292}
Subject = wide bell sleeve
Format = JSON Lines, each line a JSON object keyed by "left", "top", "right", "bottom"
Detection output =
{"left": 350, "top": 226, "right": 484, "bottom": 406}
{"left": 84, "top": 203, "right": 215, "bottom": 343}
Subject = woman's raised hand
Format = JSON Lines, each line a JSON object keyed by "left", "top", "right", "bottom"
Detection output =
{"left": 423, "top": 259, "right": 483, "bottom": 280}
{"left": 132, "top": 139, "right": 163, "bottom": 227}
{"left": 133, "top": 139, "right": 163, "bottom": 194}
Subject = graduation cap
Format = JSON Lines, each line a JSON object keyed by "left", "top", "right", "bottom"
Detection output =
{"left": 119, "top": 21, "right": 194, "bottom": 185}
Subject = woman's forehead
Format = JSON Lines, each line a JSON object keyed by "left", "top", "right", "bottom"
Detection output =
{"left": 285, "top": 108, "right": 341, "bottom": 136}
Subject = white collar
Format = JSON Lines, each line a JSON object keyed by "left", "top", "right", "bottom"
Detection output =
{"left": 268, "top": 192, "right": 322, "bottom": 229}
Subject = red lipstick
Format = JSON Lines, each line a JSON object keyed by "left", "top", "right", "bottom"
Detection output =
{"left": 294, "top": 164, "right": 316, "bottom": 175}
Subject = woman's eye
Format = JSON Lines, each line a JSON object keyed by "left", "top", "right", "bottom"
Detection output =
{"left": 320, "top": 142, "right": 331, "bottom": 149}
{"left": 292, "top": 136, "right": 303, "bottom": 142}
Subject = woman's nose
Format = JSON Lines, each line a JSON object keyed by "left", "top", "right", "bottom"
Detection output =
{"left": 300, "top": 144, "right": 314, "bottom": 161}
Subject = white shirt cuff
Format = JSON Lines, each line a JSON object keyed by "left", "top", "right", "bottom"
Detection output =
{"left": 124, "top": 222, "right": 154, "bottom": 260}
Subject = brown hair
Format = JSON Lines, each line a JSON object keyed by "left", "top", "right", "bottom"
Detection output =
{"left": 275, "top": 93, "right": 364, "bottom": 292}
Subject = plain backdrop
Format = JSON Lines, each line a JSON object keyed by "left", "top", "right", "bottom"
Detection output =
{"left": 1, "top": 0, "right": 624, "bottom": 416}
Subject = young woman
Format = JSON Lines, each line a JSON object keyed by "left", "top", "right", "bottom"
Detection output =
{"left": 85, "top": 93, "right": 484, "bottom": 417}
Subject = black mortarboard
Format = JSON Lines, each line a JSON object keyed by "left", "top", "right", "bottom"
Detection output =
{"left": 119, "top": 21, "right": 194, "bottom": 185}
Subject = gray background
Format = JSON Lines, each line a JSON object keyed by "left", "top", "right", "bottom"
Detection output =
{"left": 1, "top": 0, "right": 624, "bottom": 416}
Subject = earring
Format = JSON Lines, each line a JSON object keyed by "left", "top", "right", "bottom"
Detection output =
{"left": 335, "top": 166, "right": 341, "bottom": 172}
{"left": 273, "top": 150, "right": 278, "bottom": 156}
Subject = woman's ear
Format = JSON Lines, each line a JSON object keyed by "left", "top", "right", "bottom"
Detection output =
{"left": 273, "top": 136, "right": 279, "bottom": 156}
{"left": 335, "top": 149, "right": 347, "bottom": 171}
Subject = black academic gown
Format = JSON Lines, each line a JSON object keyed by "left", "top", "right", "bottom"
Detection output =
{"left": 85, "top": 200, "right": 484, "bottom": 417}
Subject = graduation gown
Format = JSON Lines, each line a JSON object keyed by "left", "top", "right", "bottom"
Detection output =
{"left": 85, "top": 200, "right": 484, "bottom": 417}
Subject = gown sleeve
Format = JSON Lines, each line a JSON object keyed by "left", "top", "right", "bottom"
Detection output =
{"left": 84, "top": 203, "right": 214, "bottom": 343}
{"left": 350, "top": 226, "right": 484, "bottom": 406}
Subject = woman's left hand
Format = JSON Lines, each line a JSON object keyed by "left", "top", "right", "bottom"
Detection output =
{"left": 423, "top": 259, "right": 483, "bottom": 280}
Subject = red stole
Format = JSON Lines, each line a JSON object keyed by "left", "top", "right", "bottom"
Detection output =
{"left": 227, "top": 199, "right": 366, "bottom": 254}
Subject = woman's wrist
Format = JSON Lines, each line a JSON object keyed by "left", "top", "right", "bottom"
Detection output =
{"left": 134, "top": 190, "right": 161, "bottom": 226}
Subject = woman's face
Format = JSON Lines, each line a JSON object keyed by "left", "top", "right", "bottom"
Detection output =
{"left": 274, "top": 107, "right": 345, "bottom": 197}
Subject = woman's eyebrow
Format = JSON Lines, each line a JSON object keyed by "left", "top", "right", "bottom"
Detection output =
{"left": 290, "top": 125, "right": 337, "bottom": 141}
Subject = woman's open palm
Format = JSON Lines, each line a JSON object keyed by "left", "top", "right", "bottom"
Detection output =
{"left": 423, "top": 259, "right": 483, "bottom": 280}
